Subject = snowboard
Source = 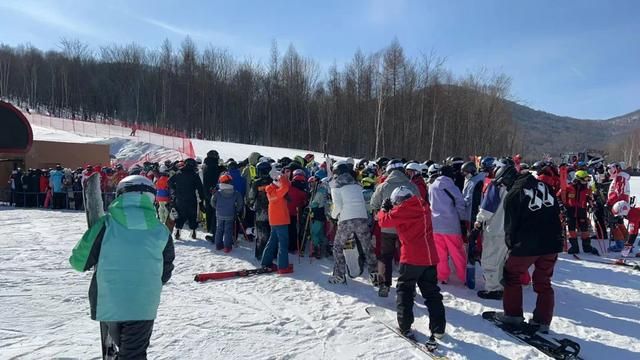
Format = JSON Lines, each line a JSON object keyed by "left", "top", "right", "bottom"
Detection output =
{"left": 466, "top": 228, "right": 480, "bottom": 289}
{"left": 344, "top": 233, "right": 365, "bottom": 278}
{"left": 365, "top": 306, "right": 448, "bottom": 359}
{"left": 83, "top": 173, "right": 118, "bottom": 360}
{"left": 482, "top": 311, "right": 582, "bottom": 360}
{"left": 194, "top": 266, "right": 276, "bottom": 282}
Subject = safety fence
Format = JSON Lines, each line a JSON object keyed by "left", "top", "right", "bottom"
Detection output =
{"left": 27, "top": 113, "right": 196, "bottom": 159}
{"left": 0, "top": 189, "right": 116, "bottom": 211}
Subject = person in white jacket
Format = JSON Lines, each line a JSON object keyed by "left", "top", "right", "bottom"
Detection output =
{"left": 329, "top": 162, "right": 378, "bottom": 285}
{"left": 474, "top": 164, "right": 514, "bottom": 300}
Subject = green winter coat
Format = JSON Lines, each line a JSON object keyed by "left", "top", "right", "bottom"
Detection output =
{"left": 69, "top": 193, "right": 175, "bottom": 321}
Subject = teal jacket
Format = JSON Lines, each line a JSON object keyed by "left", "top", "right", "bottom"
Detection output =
{"left": 69, "top": 193, "right": 175, "bottom": 321}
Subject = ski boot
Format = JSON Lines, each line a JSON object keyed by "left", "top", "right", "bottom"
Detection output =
{"left": 174, "top": 228, "right": 181, "bottom": 240}
{"left": 369, "top": 271, "right": 380, "bottom": 287}
{"left": 378, "top": 285, "right": 390, "bottom": 297}
{"left": 494, "top": 312, "right": 525, "bottom": 325}
{"left": 328, "top": 274, "right": 346, "bottom": 284}
{"left": 425, "top": 334, "right": 439, "bottom": 351}
{"left": 567, "top": 238, "right": 580, "bottom": 254}
{"left": 528, "top": 318, "right": 550, "bottom": 334}
{"left": 477, "top": 290, "right": 503, "bottom": 300}
{"left": 399, "top": 329, "right": 416, "bottom": 341}
{"left": 582, "top": 239, "right": 600, "bottom": 255}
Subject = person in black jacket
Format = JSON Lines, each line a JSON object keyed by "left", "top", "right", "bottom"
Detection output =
{"left": 202, "top": 150, "right": 221, "bottom": 237}
{"left": 499, "top": 166, "right": 563, "bottom": 333}
{"left": 247, "top": 161, "right": 273, "bottom": 260}
{"left": 169, "top": 158, "right": 206, "bottom": 240}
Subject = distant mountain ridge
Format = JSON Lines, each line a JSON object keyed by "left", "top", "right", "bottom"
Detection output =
{"left": 508, "top": 101, "right": 640, "bottom": 158}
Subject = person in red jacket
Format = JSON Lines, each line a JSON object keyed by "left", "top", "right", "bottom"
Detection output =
{"left": 287, "top": 174, "right": 309, "bottom": 253}
{"left": 557, "top": 170, "right": 597, "bottom": 254}
{"left": 377, "top": 186, "right": 446, "bottom": 342}
{"left": 261, "top": 174, "right": 293, "bottom": 274}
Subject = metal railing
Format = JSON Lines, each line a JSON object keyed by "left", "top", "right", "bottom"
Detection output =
{"left": 0, "top": 189, "right": 117, "bottom": 210}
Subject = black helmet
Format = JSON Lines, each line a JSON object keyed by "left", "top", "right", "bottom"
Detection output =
{"left": 279, "top": 157, "right": 293, "bottom": 167}
{"left": 385, "top": 159, "right": 404, "bottom": 174}
{"left": 376, "top": 157, "right": 390, "bottom": 169}
{"left": 207, "top": 150, "right": 219, "bottom": 159}
{"left": 184, "top": 158, "right": 197, "bottom": 169}
{"left": 461, "top": 161, "right": 477, "bottom": 175}
{"left": 494, "top": 164, "right": 518, "bottom": 189}
{"left": 256, "top": 161, "right": 271, "bottom": 175}
{"left": 440, "top": 165, "right": 455, "bottom": 179}
{"left": 480, "top": 157, "right": 495, "bottom": 172}
{"left": 447, "top": 156, "right": 464, "bottom": 168}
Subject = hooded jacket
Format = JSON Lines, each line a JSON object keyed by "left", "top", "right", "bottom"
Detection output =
{"left": 377, "top": 196, "right": 439, "bottom": 266}
{"left": 428, "top": 175, "right": 466, "bottom": 235}
{"left": 69, "top": 193, "right": 175, "bottom": 321}
{"left": 504, "top": 174, "right": 563, "bottom": 256}
{"left": 266, "top": 176, "right": 291, "bottom": 226}
{"left": 211, "top": 183, "right": 243, "bottom": 220}
{"left": 370, "top": 170, "right": 419, "bottom": 233}
{"left": 330, "top": 173, "right": 368, "bottom": 222}
{"left": 242, "top": 152, "right": 262, "bottom": 190}
{"left": 202, "top": 155, "right": 221, "bottom": 193}
{"left": 168, "top": 166, "right": 205, "bottom": 206}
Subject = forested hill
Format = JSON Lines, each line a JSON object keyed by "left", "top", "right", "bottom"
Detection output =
{"left": 509, "top": 101, "right": 640, "bottom": 159}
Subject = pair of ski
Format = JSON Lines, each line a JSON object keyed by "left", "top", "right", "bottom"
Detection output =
{"left": 194, "top": 266, "right": 275, "bottom": 282}
{"left": 572, "top": 253, "right": 640, "bottom": 271}
{"left": 367, "top": 306, "right": 582, "bottom": 360}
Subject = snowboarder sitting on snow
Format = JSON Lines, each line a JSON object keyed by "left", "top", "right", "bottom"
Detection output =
{"left": 260, "top": 172, "right": 294, "bottom": 274}
{"left": 500, "top": 166, "right": 562, "bottom": 333}
{"left": 211, "top": 173, "right": 243, "bottom": 252}
{"left": 377, "top": 186, "right": 446, "bottom": 343}
{"left": 557, "top": 170, "right": 599, "bottom": 255}
{"left": 69, "top": 175, "right": 175, "bottom": 359}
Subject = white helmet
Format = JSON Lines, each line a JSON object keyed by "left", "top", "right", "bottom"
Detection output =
{"left": 427, "top": 163, "right": 442, "bottom": 177}
{"left": 390, "top": 186, "right": 415, "bottom": 205}
{"left": 405, "top": 162, "right": 424, "bottom": 173}
{"left": 611, "top": 200, "right": 630, "bottom": 217}
{"left": 116, "top": 175, "right": 156, "bottom": 202}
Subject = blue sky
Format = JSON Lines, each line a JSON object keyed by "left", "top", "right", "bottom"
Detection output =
{"left": 1, "top": 0, "right": 638, "bottom": 119}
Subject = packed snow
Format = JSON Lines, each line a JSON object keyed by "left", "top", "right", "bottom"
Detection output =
{"left": 2, "top": 116, "right": 638, "bottom": 359}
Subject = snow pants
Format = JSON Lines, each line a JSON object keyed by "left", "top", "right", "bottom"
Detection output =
{"left": 333, "top": 218, "right": 377, "bottom": 279}
{"left": 480, "top": 233, "right": 508, "bottom": 291}
{"left": 434, "top": 233, "right": 466, "bottom": 283}
{"left": 503, "top": 254, "right": 558, "bottom": 326}
{"left": 377, "top": 232, "right": 398, "bottom": 287}
{"left": 261, "top": 225, "right": 290, "bottom": 270}
{"left": 157, "top": 201, "right": 169, "bottom": 224}
{"left": 311, "top": 220, "right": 327, "bottom": 247}
{"left": 254, "top": 220, "right": 270, "bottom": 260}
{"left": 205, "top": 200, "right": 217, "bottom": 234}
{"left": 214, "top": 218, "right": 234, "bottom": 250}
{"left": 103, "top": 320, "right": 154, "bottom": 360}
{"left": 396, "top": 263, "right": 446, "bottom": 335}
{"left": 175, "top": 201, "right": 198, "bottom": 230}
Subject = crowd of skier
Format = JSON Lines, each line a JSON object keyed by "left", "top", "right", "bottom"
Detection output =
{"left": 58, "top": 149, "right": 638, "bottom": 358}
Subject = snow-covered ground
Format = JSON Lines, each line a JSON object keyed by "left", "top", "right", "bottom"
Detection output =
{"left": 1, "top": 201, "right": 639, "bottom": 359}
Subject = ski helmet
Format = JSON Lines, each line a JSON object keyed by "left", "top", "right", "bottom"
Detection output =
{"left": 607, "top": 162, "right": 621, "bottom": 175}
{"left": 116, "top": 175, "right": 156, "bottom": 202}
{"left": 427, "top": 164, "right": 442, "bottom": 178}
{"left": 405, "top": 162, "right": 423, "bottom": 173}
{"left": 361, "top": 176, "right": 376, "bottom": 189}
{"left": 447, "top": 156, "right": 464, "bottom": 171}
{"left": 333, "top": 160, "right": 351, "bottom": 175}
{"left": 219, "top": 174, "right": 232, "bottom": 184}
{"left": 587, "top": 157, "right": 604, "bottom": 168}
{"left": 574, "top": 170, "right": 590, "bottom": 182}
{"left": 207, "top": 150, "right": 219, "bottom": 159}
{"left": 293, "top": 169, "right": 306, "bottom": 178}
{"left": 386, "top": 159, "right": 404, "bottom": 173}
{"left": 461, "top": 161, "right": 477, "bottom": 175}
{"left": 256, "top": 161, "right": 272, "bottom": 175}
{"left": 184, "top": 158, "right": 197, "bottom": 169}
{"left": 480, "top": 157, "right": 496, "bottom": 172}
{"left": 375, "top": 157, "right": 390, "bottom": 169}
{"left": 390, "top": 186, "right": 414, "bottom": 205}
{"left": 611, "top": 200, "right": 630, "bottom": 217}
{"left": 494, "top": 163, "right": 518, "bottom": 189}
{"left": 520, "top": 163, "right": 530, "bottom": 171}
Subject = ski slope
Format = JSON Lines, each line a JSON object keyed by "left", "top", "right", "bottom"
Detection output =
{"left": 1, "top": 203, "right": 639, "bottom": 359}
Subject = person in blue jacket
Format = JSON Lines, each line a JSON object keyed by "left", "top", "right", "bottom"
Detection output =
{"left": 69, "top": 175, "right": 175, "bottom": 359}
{"left": 49, "top": 164, "right": 66, "bottom": 209}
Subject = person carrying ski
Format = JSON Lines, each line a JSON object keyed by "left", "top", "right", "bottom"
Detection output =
{"left": 168, "top": 158, "right": 206, "bottom": 240}
{"left": 329, "top": 161, "right": 378, "bottom": 285}
{"left": 69, "top": 175, "right": 175, "bottom": 359}
{"left": 377, "top": 186, "right": 446, "bottom": 343}
{"left": 371, "top": 159, "right": 419, "bottom": 296}
{"left": 428, "top": 165, "right": 467, "bottom": 284}
{"left": 474, "top": 161, "right": 511, "bottom": 300}
{"left": 499, "top": 166, "right": 563, "bottom": 333}
{"left": 557, "top": 170, "right": 598, "bottom": 255}
{"left": 211, "top": 174, "right": 243, "bottom": 252}
{"left": 260, "top": 172, "right": 294, "bottom": 274}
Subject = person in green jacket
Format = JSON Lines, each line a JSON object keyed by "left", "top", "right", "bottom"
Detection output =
{"left": 70, "top": 175, "right": 175, "bottom": 359}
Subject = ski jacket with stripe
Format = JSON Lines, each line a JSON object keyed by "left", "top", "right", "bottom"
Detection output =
{"left": 475, "top": 181, "right": 507, "bottom": 239}
{"left": 266, "top": 176, "right": 291, "bottom": 226}
{"left": 428, "top": 175, "right": 466, "bottom": 235}
{"left": 504, "top": 174, "right": 563, "bottom": 257}
{"left": 69, "top": 193, "right": 175, "bottom": 321}
{"left": 607, "top": 171, "right": 630, "bottom": 206}
{"left": 377, "top": 196, "right": 439, "bottom": 266}
{"left": 331, "top": 173, "right": 369, "bottom": 222}
{"left": 155, "top": 175, "right": 170, "bottom": 202}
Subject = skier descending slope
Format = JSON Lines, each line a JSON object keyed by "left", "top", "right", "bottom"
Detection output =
{"left": 500, "top": 165, "right": 563, "bottom": 333}
{"left": 377, "top": 186, "right": 446, "bottom": 343}
{"left": 69, "top": 175, "right": 175, "bottom": 359}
